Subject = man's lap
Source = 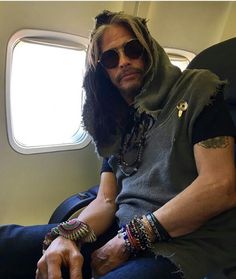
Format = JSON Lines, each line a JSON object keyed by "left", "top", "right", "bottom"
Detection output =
{"left": 0, "top": 224, "right": 56, "bottom": 278}
{"left": 96, "top": 255, "right": 183, "bottom": 279}
{"left": 0, "top": 223, "right": 182, "bottom": 279}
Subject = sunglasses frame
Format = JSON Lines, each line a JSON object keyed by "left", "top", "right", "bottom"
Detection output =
{"left": 98, "top": 39, "right": 144, "bottom": 69}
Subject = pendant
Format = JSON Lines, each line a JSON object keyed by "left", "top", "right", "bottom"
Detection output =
{"left": 177, "top": 101, "right": 188, "bottom": 118}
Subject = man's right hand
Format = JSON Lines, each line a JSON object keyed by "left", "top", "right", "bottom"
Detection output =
{"left": 36, "top": 236, "right": 84, "bottom": 279}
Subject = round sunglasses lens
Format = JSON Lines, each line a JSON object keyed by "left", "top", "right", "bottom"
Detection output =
{"left": 101, "top": 50, "right": 119, "bottom": 69}
{"left": 125, "top": 40, "right": 144, "bottom": 59}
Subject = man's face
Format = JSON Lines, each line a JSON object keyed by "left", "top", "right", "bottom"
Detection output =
{"left": 100, "top": 24, "right": 145, "bottom": 104}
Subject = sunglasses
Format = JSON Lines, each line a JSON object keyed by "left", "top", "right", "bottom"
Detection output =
{"left": 98, "top": 39, "right": 144, "bottom": 69}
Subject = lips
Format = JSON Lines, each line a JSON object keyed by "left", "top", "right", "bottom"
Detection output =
{"left": 118, "top": 69, "right": 142, "bottom": 82}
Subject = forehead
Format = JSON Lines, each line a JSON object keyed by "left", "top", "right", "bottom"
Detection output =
{"left": 100, "top": 24, "right": 133, "bottom": 52}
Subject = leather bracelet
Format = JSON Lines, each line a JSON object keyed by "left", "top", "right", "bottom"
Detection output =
{"left": 146, "top": 213, "right": 172, "bottom": 242}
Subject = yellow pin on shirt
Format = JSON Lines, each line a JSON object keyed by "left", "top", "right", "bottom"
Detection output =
{"left": 177, "top": 101, "right": 188, "bottom": 118}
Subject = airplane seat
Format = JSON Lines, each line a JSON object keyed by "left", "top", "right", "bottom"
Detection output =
{"left": 48, "top": 184, "right": 99, "bottom": 223}
{"left": 187, "top": 37, "right": 236, "bottom": 159}
{"left": 187, "top": 37, "right": 236, "bottom": 279}
{"left": 49, "top": 37, "right": 236, "bottom": 279}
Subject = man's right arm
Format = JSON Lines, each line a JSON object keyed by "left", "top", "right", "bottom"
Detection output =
{"left": 77, "top": 171, "right": 118, "bottom": 236}
{"left": 36, "top": 171, "right": 118, "bottom": 279}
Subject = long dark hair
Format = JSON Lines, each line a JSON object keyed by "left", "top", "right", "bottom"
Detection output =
{"left": 82, "top": 10, "right": 153, "bottom": 148}
{"left": 83, "top": 63, "right": 129, "bottom": 147}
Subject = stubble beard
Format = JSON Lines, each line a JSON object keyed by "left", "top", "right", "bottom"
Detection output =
{"left": 117, "top": 70, "right": 144, "bottom": 104}
{"left": 112, "top": 65, "right": 145, "bottom": 104}
{"left": 119, "top": 81, "right": 143, "bottom": 104}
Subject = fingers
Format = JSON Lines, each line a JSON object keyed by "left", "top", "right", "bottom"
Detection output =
{"left": 36, "top": 252, "right": 63, "bottom": 279}
{"left": 92, "top": 260, "right": 110, "bottom": 276}
{"left": 36, "top": 237, "right": 84, "bottom": 279}
{"left": 47, "top": 253, "right": 63, "bottom": 279}
{"left": 69, "top": 251, "right": 84, "bottom": 279}
{"left": 91, "top": 236, "right": 129, "bottom": 276}
{"left": 36, "top": 256, "right": 49, "bottom": 279}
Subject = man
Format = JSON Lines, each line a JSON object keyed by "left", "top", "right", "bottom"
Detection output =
{"left": 1, "top": 10, "right": 236, "bottom": 279}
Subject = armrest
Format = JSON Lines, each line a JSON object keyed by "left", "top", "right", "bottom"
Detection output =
{"left": 48, "top": 185, "right": 99, "bottom": 224}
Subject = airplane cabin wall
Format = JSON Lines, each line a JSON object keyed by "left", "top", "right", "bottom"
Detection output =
{"left": 139, "top": 1, "right": 236, "bottom": 54}
{"left": 0, "top": 1, "right": 235, "bottom": 226}
{"left": 221, "top": 2, "right": 236, "bottom": 42}
{"left": 0, "top": 1, "right": 130, "bottom": 225}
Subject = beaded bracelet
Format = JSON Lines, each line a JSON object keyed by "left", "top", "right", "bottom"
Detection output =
{"left": 43, "top": 219, "right": 97, "bottom": 253}
{"left": 118, "top": 225, "right": 137, "bottom": 256}
{"left": 118, "top": 214, "right": 172, "bottom": 257}
{"left": 118, "top": 216, "right": 153, "bottom": 257}
{"left": 145, "top": 213, "right": 172, "bottom": 242}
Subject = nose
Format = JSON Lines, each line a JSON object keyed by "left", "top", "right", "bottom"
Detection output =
{"left": 118, "top": 50, "right": 131, "bottom": 68}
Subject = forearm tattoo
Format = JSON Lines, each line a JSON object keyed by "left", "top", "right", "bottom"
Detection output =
{"left": 198, "top": 136, "right": 229, "bottom": 149}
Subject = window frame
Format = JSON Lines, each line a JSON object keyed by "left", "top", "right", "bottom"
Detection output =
{"left": 6, "top": 29, "right": 91, "bottom": 154}
{"left": 164, "top": 47, "right": 196, "bottom": 71}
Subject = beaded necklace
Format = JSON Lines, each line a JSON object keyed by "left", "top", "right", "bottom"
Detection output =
{"left": 118, "top": 110, "right": 154, "bottom": 176}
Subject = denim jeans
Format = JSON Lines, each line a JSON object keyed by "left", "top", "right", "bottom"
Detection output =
{"left": 96, "top": 255, "right": 183, "bottom": 279}
{"left": 0, "top": 224, "right": 56, "bottom": 278}
{"left": 81, "top": 222, "right": 183, "bottom": 279}
{"left": 0, "top": 223, "right": 183, "bottom": 279}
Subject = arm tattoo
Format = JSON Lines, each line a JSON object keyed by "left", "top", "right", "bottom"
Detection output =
{"left": 197, "top": 136, "right": 230, "bottom": 149}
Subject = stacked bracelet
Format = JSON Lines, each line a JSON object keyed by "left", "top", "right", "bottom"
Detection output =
{"left": 118, "top": 216, "right": 153, "bottom": 257}
{"left": 43, "top": 219, "right": 97, "bottom": 253}
{"left": 118, "top": 214, "right": 172, "bottom": 257}
{"left": 145, "top": 213, "right": 172, "bottom": 242}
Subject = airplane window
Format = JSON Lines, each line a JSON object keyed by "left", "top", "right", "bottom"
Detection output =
{"left": 164, "top": 48, "right": 196, "bottom": 71}
{"left": 6, "top": 30, "right": 90, "bottom": 154}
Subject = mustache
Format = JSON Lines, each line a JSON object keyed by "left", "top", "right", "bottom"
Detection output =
{"left": 116, "top": 67, "right": 144, "bottom": 83}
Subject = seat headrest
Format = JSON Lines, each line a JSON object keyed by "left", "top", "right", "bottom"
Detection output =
{"left": 187, "top": 38, "right": 236, "bottom": 105}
